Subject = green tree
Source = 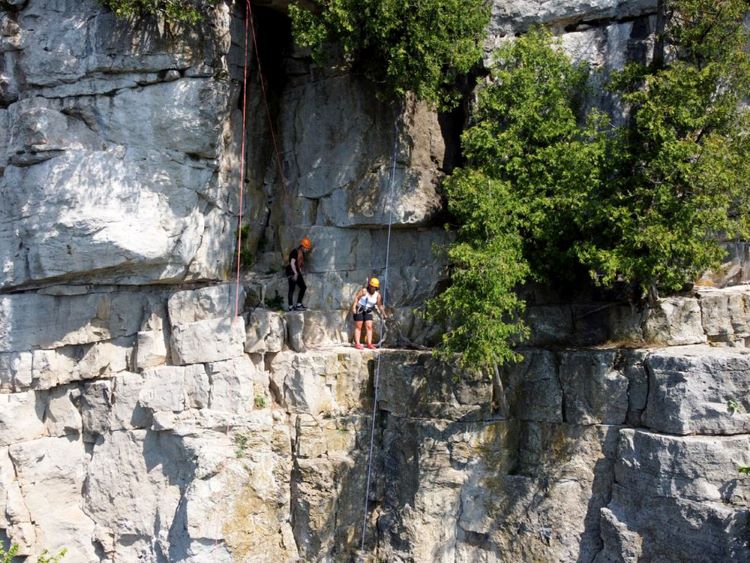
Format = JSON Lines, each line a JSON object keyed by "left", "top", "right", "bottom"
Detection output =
{"left": 98, "top": 0, "right": 218, "bottom": 24}
{"left": 288, "top": 0, "right": 491, "bottom": 108}
{"left": 431, "top": 0, "right": 750, "bottom": 370}
{"left": 428, "top": 29, "right": 609, "bottom": 370}
{"left": 426, "top": 170, "right": 530, "bottom": 369}
{"left": 575, "top": 0, "right": 750, "bottom": 295}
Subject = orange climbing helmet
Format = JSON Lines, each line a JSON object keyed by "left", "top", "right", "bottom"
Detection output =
{"left": 300, "top": 237, "right": 312, "bottom": 250}
{"left": 368, "top": 277, "right": 380, "bottom": 288}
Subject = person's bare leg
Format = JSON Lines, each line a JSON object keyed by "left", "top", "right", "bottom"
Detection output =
{"left": 354, "top": 320, "right": 363, "bottom": 345}
{"left": 365, "top": 320, "right": 373, "bottom": 346}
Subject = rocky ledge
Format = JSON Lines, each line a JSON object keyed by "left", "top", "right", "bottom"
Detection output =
{"left": 1, "top": 282, "right": 749, "bottom": 561}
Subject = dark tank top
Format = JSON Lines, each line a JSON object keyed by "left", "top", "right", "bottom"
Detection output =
{"left": 285, "top": 247, "right": 303, "bottom": 276}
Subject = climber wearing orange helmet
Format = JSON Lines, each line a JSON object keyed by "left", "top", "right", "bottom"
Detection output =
{"left": 351, "top": 277, "right": 386, "bottom": 349}
{"left": 286, "top": 237, "right": 312, "bottom": 311}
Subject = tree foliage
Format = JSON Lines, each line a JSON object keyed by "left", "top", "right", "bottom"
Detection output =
{"left": 427, "top": 29, "right": 606, "bottom": 369}
{"left": 98, "top": 0, "right": 218, "bottom": 24}
{"left": 426, "top": 170, "right": 530, "bottom": 369}
{"left": 431, "top": 0, "right": 750, "bottom": 370}
{"left": 288, "top": 0, "right": 491, "bottom": 108}
{"left": 577, "top": 0, "right": 750, "bottom": 293}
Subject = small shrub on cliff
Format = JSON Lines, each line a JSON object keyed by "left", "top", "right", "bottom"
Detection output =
{"left": 37, "top": 548, "right": 68, "bottom": 563}
{"left": 0, "top": 544, "right": 17, "bottom": 563}
{"left": 288, "top": 0, "right": 491, "bottom": 108}
{"left": 98, "top": 0, "right": 218, "bottom": 24}
{"left": 0, "top": 544, "right": 67, "bottom": 563}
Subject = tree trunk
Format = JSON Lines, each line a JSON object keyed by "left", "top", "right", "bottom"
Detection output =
{"left": 492, "top": 364, "right": 510, "bottom": 418}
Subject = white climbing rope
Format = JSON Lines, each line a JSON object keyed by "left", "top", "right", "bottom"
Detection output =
{"left": 359, "top": 110, "right": 401, "bottom": 552}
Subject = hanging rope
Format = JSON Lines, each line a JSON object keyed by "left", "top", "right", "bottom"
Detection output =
{"left": 234, "top": 0, "right": 251, "bottom": 318}
{"left": 359, "top": 109, "right": 401, "bottom": 553}
{"left": 247, "top": 0, "right": 288, "bottom": 193}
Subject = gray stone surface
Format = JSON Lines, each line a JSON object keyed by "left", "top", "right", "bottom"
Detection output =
{"left": 644, "top": 345, "right": 750, "bottom": 435}
{"left": 9, "top": 437, "right": 98, "bottom": 561}
{"left": 0, "top": 0, "right": 236, "bottom": 290}
{"left": 502, "top": 350, "right": 563, "bottom": 422}
{"left": 616, "top": 430, "right": 750, "bottom": 505}
{"left": 597, "top": 430, "right": 750, "bottom": 563}
{"left": 206, "top": 356, "right": 255, "bottom": 414}
{"left": 642, "top": 297, "right": 706, "bottom": 346}
{"left": 167, "top": 283, "right": 244, "bottom": 327}
{"left": 0, "top": 390, "right": 45, "bottom": 446}
{"left": 31, "top": 337, "right": 133, "bottom": 390}
{"left": 170, "top": 316, "right": 246, "bottom": 365}
{"left": 559, "top": 350, "right": 629, "bottom": 425}
{"left": 278, "top": 77, "right": 443, "bottom": 228}
{"left": 1, "top": 0, "right": 746, "bottom": 561}
{"left": 245, "top": 308, "right": 285, "bottom": 354}
{"left": 139, "top": 364, "right": 209, "bottom": 413}
{"left": 286, "top": 311, "right": 306, "bottom": 353}
{"left": 80, "top": 372, "right": 149, "bottom": 438}
{"left": 698, "top": 285, "right": 750, "bottom": 344}
{"left": 0, "top": 446, "right": 34, "bottom": 556}
{"left": 488, "top": 0, "right": 658, "bottom": 38}
{"left": 0, "top": 351, "right": 32, "bottom": 391}
{"left": 44, "top": 385, "right": 82, "bottom": 437}
{"left": 135, "top": 329, "right": 169, "bottom": 370}
{"left": 698, "top": 242, "right": 750, "bottom": 287}
{"left": 0, "top": 289, "right": 164, "bottom": 353}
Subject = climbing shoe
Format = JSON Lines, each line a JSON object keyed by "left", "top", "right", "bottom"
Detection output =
{"left": 354, "top": 343, "right": 363, "bottom": 350}
{"left": 294, "top": 303, "right": 307, "bottom": 311}
{"left": 287, "top": 306, "right": 294, "bottom": 312}
{"left": 367, "top": 343, "right": 377, "bottom": 350}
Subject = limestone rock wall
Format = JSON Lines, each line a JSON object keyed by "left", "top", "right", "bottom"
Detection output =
{"left": 0, "top": 0, "right": 243, "bottom": 290}
{"left": 3, "top": 281, "right": 750, "bottom": 561}
{"left": 1, "top": 0, "right": 750, "bottom": 562}
{"left": 274, "top": 288, "right": 750, "bottom": 562}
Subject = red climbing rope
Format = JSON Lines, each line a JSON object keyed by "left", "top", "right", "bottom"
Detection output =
{"left": 234, "top": 0, "right": 251, "bottom": 318}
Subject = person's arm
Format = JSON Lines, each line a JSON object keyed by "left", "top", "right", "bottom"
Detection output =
{"left": 352, "top": 289, "right": 364, "bottom": 314}
{"left": 290, "top": 249, "right": 299, "bottom": 278}
{"left": 377, "top": 293, "right": 387, "bottom": 317}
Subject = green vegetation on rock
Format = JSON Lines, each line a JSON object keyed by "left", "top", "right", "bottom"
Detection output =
{"left": 0, "top": 544, "right": 67, "bottom": 563}
{"left": 98, "top": 0, "right": 218, "bottom": 24}
{"left": 427, "top": 29, "right": 608, "bottom": 369}
{"left": 577, "top": 0, "right": 750, "bottom": 295}
{"left": 430, "top": 0, "right": 750, "bottom": 370}
{"left": 289, "top": 0, "right": 491, "bottom": 108}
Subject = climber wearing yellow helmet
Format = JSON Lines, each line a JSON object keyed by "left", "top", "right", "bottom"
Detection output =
{"left": 286, "top": 237, "right": 312, "bottom": 311}
{"left": 351, "top": 277, "right": 387, "bottom": 349}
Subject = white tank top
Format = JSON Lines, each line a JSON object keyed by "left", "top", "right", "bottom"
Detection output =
{"left": 358, "top": 290, "right": 379, "bottom": 310}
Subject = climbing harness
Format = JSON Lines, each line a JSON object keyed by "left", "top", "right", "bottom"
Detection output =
{"left": 359, "top": 109, "right": 401, "bottom": 552}
{"left": 356, "top": 290, "right": 379, "bottom": 315}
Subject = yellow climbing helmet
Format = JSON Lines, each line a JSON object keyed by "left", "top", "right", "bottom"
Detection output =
{"left": 368, "top": 277, "right": 380, "bottom": 288}
{"left": 300, "top": 237, "right": 312, "bottom": 250}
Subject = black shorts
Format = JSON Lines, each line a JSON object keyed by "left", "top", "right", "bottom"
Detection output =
{"left": 354, "top": 310, "right": 373, "bottom": 322}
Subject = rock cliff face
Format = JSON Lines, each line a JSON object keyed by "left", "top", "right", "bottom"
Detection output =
{"left": 1, "top": 0, "right": 749, "bottom": 562}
